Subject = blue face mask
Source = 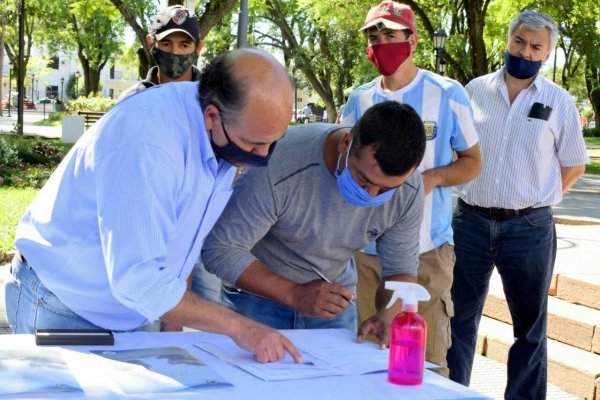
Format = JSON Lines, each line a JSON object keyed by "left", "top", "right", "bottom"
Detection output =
{"left": 335, "top": 142, "right": 396, "bottom": 208}
{"left": 503, "top": 50, "right": 542, "bottom": 80}
{"left": 210, "top": 113, "right": 275, "bottom": 167}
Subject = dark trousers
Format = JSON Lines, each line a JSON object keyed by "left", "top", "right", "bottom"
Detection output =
{"left": 447, "top": 199, "right": 556, "bottom": 400}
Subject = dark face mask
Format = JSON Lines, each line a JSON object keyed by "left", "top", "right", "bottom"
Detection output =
{"left": 210, "top": 114, "right": 276, "bottom": 167}
{"left": 151, "top": 46, "right": 199, "bottom": 79}
{"left": 503, "top": 50, "right": 542, "bottom": 80}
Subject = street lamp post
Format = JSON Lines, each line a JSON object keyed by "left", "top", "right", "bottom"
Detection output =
{"left": 30, "top": 73, "right": 35, "bottom": 103}
{"left": 433, "top": 27, "right": 447, "bottom": 74}
{"left": 7, "top": 62, "right": 13, "bottom": 117}
{"left": 439, "top": 59, "right": 447, "bottom": 76}
{"left": 60, "top": 77, "right": 64, "bottom": 100}
{"left": 75, "top": 71, "right": 80, "bottom": 98}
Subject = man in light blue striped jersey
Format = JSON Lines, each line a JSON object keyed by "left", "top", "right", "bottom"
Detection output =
{"left": 341, "top": 0, "right": 481, "bottom": 377}
{"left": 447, "top": 11, "right": 589, "bottom": 399}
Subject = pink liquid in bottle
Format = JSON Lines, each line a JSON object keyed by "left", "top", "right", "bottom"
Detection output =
{"left": 388, "top": 310, "right": 427, "bottom": 385}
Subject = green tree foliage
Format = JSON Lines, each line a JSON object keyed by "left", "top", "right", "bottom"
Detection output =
{"left": 2, "top": 0, "right": 72, "bottom": 87}
{"left": 251, "top": 0, "right": 368, "bottom": 121}
{"left": 68, "top": 0, "right": 125, "bottom": 96}
{"left": 535, "top": 0, "right": 600, "bottom": 124}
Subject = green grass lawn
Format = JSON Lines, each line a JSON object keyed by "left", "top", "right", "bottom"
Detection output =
{"left": 585, "top": 137, "right": 600, "bottom": 147}
{"left": 586, "top": 159, "right": 600, "bottom": 175}
{"left": 0, "top": 187, "right": 37, "bottom": 253}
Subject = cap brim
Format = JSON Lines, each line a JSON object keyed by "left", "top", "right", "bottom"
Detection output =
{"left": 359, "top": 18, "right": 409, "bottom": 32}
{"left": 154, "top": 28, "right": 196, "bottom": 42}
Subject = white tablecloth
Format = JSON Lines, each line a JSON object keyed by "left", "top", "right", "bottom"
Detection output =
{"left": 0, "top": 329, "right": 491, "bottom": 399}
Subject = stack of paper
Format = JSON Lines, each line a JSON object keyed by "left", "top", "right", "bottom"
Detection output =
{"left": 0, "top": 348, "right": 82, "bottom": 396}
{"left": 90, "top": 347, "right": 232, "bottom": 394}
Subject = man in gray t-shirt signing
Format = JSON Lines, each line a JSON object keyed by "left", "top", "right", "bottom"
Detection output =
{"left": 203, "top": 101, "right": 425, "bottom": 345}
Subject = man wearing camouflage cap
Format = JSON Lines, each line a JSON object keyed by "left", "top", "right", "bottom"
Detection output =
{"left": 118, "top": 5, "right": 204, "bottom": 100}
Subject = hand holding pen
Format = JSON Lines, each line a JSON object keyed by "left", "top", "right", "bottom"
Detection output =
{"left": 311, "top": 267, "right": 356, "bottom": 305}
{"left": 289, "top": 267, "right": 355, "bottom": 319}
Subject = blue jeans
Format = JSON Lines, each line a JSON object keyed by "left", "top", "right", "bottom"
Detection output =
{"left": 5, "top": 254, "right": 160, "bottom": 333}
{"left": 447, "top": 200, "right": 556, "bottom": 400}
{"left": 5, "top": 255, "right": 102, "bottom": 333}
{"left": 220, "top": 284, "right": 357, "bottom": 331}
{"left": 190, "top": 262, "right": 222, "bottom": 303}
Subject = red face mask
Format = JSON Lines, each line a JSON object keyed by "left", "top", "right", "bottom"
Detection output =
{"left": 367, "top": 41, "right": 412, "bottom": 76}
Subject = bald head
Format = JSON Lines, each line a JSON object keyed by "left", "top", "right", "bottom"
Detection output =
{"left": 198, "top": 49, "right": 293, "bottom": 165}
{"left": 228, "top": 49, "right": 293, "bottom": 134}
{"left": 199, "top": 49, "right": 292, "bottom": 127}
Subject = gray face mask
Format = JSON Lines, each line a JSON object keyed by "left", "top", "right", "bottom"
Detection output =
{"left": 151, "top": 46, "right": 199, "bottom": 79}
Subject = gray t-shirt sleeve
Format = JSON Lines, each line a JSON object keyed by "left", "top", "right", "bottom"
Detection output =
{"left": 377, "top": 176, "right": 424, "bottom": 277}
{"left": 202, "top": 167, "right": 277, "bottom": 284}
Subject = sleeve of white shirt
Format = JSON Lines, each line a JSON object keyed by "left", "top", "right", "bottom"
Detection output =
{"left": 555, "top": 95, "right": 590, "bottom": 167}
{"left": 95, "top": 143, "right": 187, "bottom": 323}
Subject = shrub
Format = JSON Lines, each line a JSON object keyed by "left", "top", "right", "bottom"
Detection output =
{"left": 0, "top": 137, "right": 21, "bottom": 168}
{"left": 583, "top": 127, "right": 600, "bottom": 137}
{"left": 18, "top": 141, "right": 63, "bottom": 165}
{"left": 66, "top": 94, "right": 116, "bottom": 113}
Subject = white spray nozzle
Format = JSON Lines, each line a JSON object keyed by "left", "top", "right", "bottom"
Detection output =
{"left": 385, "top": 282, "right": 430, "bottom": 312}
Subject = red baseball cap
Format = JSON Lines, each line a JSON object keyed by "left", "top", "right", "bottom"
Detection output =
{"left": 359, "top": 1, "right": 416, "bottom": 34}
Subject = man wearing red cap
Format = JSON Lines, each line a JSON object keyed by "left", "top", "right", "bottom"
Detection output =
{"left": 341, "top": 1, "right": 481, "bottom": 377}
{"left": 118, "top": 5, "right": 204, "bottom": 100}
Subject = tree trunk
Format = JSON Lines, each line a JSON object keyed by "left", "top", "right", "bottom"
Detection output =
{"left": 586, "top": 65, "right": 600, "bottom": 127}
{"left": 0, "top": 12, "right": 5, "bottom": 117}
{"left": 464, "top": 0, "right": 489, "bottom": 78}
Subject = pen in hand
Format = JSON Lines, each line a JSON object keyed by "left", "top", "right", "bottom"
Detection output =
{"left": 310, "top": 266, "right": 356, "bottom": 305}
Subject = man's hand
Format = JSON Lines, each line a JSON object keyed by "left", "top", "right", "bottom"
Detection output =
{"left": 357, "top": 312, "right": 391, "bottom": 349}
{"left": 231, "top": 319, "right": 304, "bottom": 364}
{"left": 421, "top": 170, "right": 441, "bottom": 196}
{"left": 290, "top": 280, "right": 353, "bottom": 318}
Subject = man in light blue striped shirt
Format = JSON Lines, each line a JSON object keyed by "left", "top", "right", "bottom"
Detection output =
{"left": 5, "top": 49, "right": 304, "bottom": 364}
{"left": 447, "top": 11, "right": 589, "bottom": 399}
{"left": 342, "top": 1, "right": 481, "bottom": 377}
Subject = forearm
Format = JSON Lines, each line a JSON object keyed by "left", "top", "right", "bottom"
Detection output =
{"left": 162, "top": 290, "right": 248, "bottom": 338}
{"left": 161, "top": 275, "right": 193, "bottom": 332}
{"left": 235, "top": 261, "right": 299, "bottom": 308}
{"left": 561, "top": 165, "right": 585, "bottom": 193}
{"left": 421, "top": 144, "right": 481, "bottom": 191}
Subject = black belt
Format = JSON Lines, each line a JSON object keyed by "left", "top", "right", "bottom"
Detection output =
{"left": 458, "top": 198, "right": 541, "bottom": 220}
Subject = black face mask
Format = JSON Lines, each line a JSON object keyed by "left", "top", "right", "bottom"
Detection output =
{"left": 210, "top": 113, "right": 276, "bottom": 167}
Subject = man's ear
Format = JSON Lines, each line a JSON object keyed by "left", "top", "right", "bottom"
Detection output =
{"left": 409, "top": 32, "right": 418, "bottom": 52}
{"left": 203, "top": 104, "right": 220, "bottom": 132}
{"left": 337, "top": 129, "right": 353, "bottom": 153}
{"left": 196, "top": 40, "right": 205, "bottom": 53}
{"left": 145, "top": 35, "right": 154, "bottom": 48}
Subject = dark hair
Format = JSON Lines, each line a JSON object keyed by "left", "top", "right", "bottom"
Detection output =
{"left": 198, "top": 53, "right": 249, "bottom": 125}
{"left": 350, "top": 101, "right": 425, "bottom": 176}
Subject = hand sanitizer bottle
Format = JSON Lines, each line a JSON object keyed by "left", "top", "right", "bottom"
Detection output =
{"left": 385, "top": 281, "right": 430, "bottom": 385}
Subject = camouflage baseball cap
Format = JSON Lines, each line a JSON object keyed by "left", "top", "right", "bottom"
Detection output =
{"left": 360, "top": 1, "right": 416, "bottom": 34}
{"left": 151, "top": 5, "right": 200, "bottom": 44}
